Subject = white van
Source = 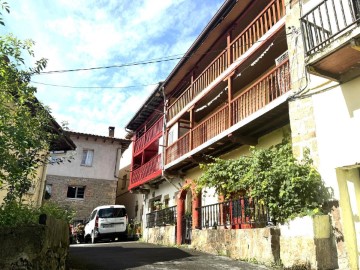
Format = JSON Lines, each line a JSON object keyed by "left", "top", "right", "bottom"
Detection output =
{"left": 84, "top": 205, "right": 127, "bottom": 243}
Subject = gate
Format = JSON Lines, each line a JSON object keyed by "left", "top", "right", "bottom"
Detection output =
{"left": 181, "top": 214, "right": 192, "bottom": 244}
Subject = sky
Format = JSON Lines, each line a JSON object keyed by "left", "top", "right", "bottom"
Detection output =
{"left": 1, "top": 0, "right": 225, "bottom": 139}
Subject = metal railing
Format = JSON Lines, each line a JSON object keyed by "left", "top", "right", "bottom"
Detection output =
{"left": 301, "top": 0, "right": 360, "bottom": 55}
{"left": 196, "top": 197, "right": 269, "bottom": 229}
{"left": 146, "top": 206, "right": 177, "bottom": 228}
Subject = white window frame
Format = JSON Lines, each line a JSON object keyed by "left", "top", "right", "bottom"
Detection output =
{"left": 81, "top": 149, "right": 94, "bottom": 167}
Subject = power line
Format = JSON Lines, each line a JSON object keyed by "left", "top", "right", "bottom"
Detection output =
{"left": 37, "top": 56, "right": 185, "bottom": 75}
{"left": 31, "top": 80, "right": 159, "bottom": 89}
{"left": 31, "top": 31, "right": 291, "bottom": 90}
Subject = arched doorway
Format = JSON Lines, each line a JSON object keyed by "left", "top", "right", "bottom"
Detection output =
{"left": 176, "top": 180, "right": 201, "bottom": 245}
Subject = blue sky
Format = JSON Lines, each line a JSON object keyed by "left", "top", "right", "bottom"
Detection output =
{"left": 2, "top": 0, "right": 224, "bottom": 138}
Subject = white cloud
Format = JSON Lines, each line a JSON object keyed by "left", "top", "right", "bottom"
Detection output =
{"left": 2, "top": 0, "right": 224, "bottom": 137}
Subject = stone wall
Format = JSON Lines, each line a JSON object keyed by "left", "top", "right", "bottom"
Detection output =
{"left": 191, "top": 227, "right": 280, "bottom": 265}
{"left": 143, "top": 226, "right": 176, "bottom": 246}
{"left": 190, "top": 215, "right": 339, "bottom": 269}
{"left": 46, "top": 175, "right": 117, "bottom": 220}
{"left": 0, "top": 215, "right": 69, "bottom": 270}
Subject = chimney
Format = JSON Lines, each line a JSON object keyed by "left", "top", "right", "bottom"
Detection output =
{"left": 109, "top": 126, "right": 115, "bottom": 137}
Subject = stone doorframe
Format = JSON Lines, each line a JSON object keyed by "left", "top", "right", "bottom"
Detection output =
{"left": 176, "top": 179, "right": 201, "bottom": 245}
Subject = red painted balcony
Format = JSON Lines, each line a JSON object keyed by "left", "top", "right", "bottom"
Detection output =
{"left": 129, "top": 154, "right": 162, "bottom": 190}
{"left": 167, "top": 0, "right": 285, "bottom": 121}
{"left": 165, "top": 60, "right": 290, "bottom": 165}
{"left": 134, "top": 117, "right": 163, "bottom": 155}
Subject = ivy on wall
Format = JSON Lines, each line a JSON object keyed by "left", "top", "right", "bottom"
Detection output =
{"left": 196, "top": 138, "right": 332, "bottom": 224}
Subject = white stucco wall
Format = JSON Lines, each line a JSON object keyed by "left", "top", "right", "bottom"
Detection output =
{"left": 47, "top": 135, "right": 122, "bottom": 181}
{"left": 311, "top": 76, "right": 360, "bottom": 199}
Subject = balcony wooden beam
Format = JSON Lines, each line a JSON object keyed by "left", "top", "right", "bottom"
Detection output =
{"left": 188, "top": 154, "right": 214, "bottom": 164}
{"left": 227, "top": 133, "right": 258, "bottom": 146}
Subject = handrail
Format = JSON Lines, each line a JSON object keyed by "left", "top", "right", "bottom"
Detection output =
{"left": 134, "top": 117, "right": 163, "bottom": 155}
{"left": 231, "top": 59, "right": 290, "bottom": 124}
{"left": 130, "top": 154, "right": 162, "bottom": 187}
{"left": 165, "top": 60, "right": 290, "bottom": 165}
{"left": 166, "top": 0, "right": 286, "bottom": 123}
{"left": 196, "top": 197, "right": 270, "bottom": 229}
{"left": 146, "top": 205, "right": 177, "bottom": 228}
{"left": 230, "top": 0, "right": 285, "bottom": 61}
{"left": 300, "top": 0, "right": 360, "bottom": 55}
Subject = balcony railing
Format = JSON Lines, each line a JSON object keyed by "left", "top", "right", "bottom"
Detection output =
{"left": 192, "top": 105, "right": 229, "bottom": 149}
{"left": 134, "top": 117, "right": 163, "bottom": 155}
{"left": 301, "top": 0, "right": 360, "bottom": 55}
{"left": 165, "top": 60, "right": 290, "bottom": 165}
{"left": 130, "top": 154, "right": 162, "bottom": 188}
{"left": 166, "top": 132, "right": 190, "bottom": 166}
{"left": 146, "top": 206, "right": 177, "bottom": 228}
{"left": 196, "top": 197, "right": 270, "bottom": 229}
{"left": 167, "top": 0, "right": 285, "bottom": 122}
{"left": 230, "top": 0, "right": 285, "bottom": 62}
{"left": 231, "top": 59, "right": 290, "bottom": 124}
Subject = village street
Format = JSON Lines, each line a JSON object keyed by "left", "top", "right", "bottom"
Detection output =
{"left": 68, "top": 241, "right": 269, "bottom": 270}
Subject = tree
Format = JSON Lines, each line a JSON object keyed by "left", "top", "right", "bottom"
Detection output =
{"left": 196, "top": 139, "right": 332, "bottom": 224}
{"left": 0, "top": 4, "right": 53, "bottom": 203}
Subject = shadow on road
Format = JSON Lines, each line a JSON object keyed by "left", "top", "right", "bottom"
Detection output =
{"left": 68, "top": 241, "right": 198, "bottom": 270}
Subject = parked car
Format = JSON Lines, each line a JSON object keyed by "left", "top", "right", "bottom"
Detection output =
{"left": 84, "top": 205, "right": 128, "bottom": 244}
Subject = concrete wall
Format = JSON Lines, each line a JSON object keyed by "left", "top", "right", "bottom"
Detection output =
{"left": 0, "top": 216, "right": 69, "bottom": 270}
{"left": 46, "top": 175, "right": 117, "bottom": 220}
{"left": 47, "top": 134, "right": 121, "bottom": 181}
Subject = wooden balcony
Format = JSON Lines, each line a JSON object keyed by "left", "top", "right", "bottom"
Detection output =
{"left": 165, "top": 60, "right": 290, "bottom": 166}
{"left": 167, "top": 0, "right": 285, "bottom": 121}
{"left": 129, "top": 153, "right": 162, "bottom": 190}
{"left": 134, "top": 117, "right": 163, "bottom": 155}
{"left": 301, "top": 0, "right": 360, "bottom": 82}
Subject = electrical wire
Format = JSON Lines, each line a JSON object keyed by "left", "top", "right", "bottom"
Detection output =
{"left": 30, "top": 80, "right": 158, "bottom": 89}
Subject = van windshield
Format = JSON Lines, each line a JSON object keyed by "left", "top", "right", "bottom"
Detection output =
{"left": 98, "top": 208, "right": 126, "bottom": 218}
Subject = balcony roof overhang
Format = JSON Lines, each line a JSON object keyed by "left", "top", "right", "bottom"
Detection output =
{"left": 163, "top": 0, "right": 253, "bottom": 94}
{"left": 306, "top": 35, "right": 360, "bottom": 83}
{"left": 125, "top": 82, "right": 164, "bottom": 132}
{"left": 164, "top": 91, "right": 292, "bottom": 173}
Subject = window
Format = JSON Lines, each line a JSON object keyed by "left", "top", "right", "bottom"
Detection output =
{"left": 98, "top": 207, "right": 127, "bottom": 218}
{"left": 81, "top": 149, "right": 94, "bottom": 166}
{"left": 44, "top": 184, "right": 52, "bottom": 200}
{"left": 67, "top": 186, "right": 85, "bottom": 199}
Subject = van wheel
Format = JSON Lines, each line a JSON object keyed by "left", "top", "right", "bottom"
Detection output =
{"left": 91, "top": 231, "right": 97, "bottom": 244}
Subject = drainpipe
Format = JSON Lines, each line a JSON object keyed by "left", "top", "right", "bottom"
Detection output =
{"left": 114, "top": 147, "right": 122, "bottom": 178}
{"left": 160, "top": 85, "right": 180, "bottom": 191}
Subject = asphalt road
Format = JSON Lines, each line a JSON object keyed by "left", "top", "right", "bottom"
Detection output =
{"left": 68, "top": 241, "right": 270, "bottom": 270}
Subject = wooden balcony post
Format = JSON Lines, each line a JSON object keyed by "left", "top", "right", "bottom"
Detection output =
{"left": 165, "top": 127, "right": 169, "bottom": 165}
{"left": 227, "top": 31, "right": 232, "bottom": 66}
{"left": 191, "top": 71, "right": 195, "bottom": 99}
{"left": 189, "top": 107, "right": 194, "bottom": 151}
{"left": 227, "top": 76, "right": 232, "bottom": 127}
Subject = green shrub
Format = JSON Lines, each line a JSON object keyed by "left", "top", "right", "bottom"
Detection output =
{"left": 39, "top": 201, "right": 75, "bottom": 223}
{"left": 0, "top": 202, "right": 38, "bottom": 227}
{"left": 196, "top": 138, "right": 333, "bottom": 224}
{"left": 0, "top": 201, "right": 75, "bottom": 228}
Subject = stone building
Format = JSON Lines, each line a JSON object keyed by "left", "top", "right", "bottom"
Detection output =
{"left": 46, "top": 127, "right": 131, "bottom": 223}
